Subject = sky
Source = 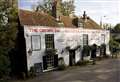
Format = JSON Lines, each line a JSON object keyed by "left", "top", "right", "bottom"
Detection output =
{"left": 19, "top": 0, "right": 120, "bottom": 26}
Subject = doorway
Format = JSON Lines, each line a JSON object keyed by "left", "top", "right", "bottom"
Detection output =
{"left": 69, "top": 50, "right": 75, "bottom": 66}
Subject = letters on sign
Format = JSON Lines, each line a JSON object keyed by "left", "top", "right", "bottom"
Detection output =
{"left": 28, "top": 28, "right": 103, "bottom": 33}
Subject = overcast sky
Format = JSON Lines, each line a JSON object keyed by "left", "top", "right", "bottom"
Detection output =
{"left": 19, "top": 0, "right": 120, "bottom": 26}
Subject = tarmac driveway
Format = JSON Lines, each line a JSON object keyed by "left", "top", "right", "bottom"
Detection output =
{"left": 14, "top": 57, "right": 120, "bottom": 82}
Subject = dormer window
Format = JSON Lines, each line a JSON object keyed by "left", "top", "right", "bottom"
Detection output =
{"left": 72, "top": 17, "right": 84, "bottom": 28}
{"left": 78, "top": 19, "right": 84, "bottom": 28}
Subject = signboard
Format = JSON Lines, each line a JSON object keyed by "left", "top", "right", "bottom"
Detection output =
{"left": 25, "top": 26, "right": 106, "bottom": 34}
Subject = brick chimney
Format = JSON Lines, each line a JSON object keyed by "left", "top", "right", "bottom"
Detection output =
{"left": 52, "top": 0, "right": 57, "bottom": 18}
{"left": 52, "top": 0, "right": 62, "bottom": 21}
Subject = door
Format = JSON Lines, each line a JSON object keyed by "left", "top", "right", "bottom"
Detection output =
{"left": 69, "top": 50, "right": 75, "bottom": 66}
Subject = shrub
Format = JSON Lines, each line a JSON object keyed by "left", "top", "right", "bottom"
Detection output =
{"left": 100, "top": 44, "right": 106, "bottom": 57}
{"left": 58, "top": 57, "right": 66, "bottom": 70}
{"left": 76, "top": 60, "right": 90, "bottom": 66}
{"left": 0, "top": 54, "right": 10, "bottom": 79}
{"left": 28, "top": 67, "right": 36, "bottom": 78}
{"left": 45, "top": 49, "right": 57, "bottom": 55}
{"left": 91, "top": 44, "right": 98, "bottom": 58}
{"left": 82, "top": 45, "right": 91, "bottom": 58}
{"left": 0, "top": 79, "right": 9, "bottom": 82}
{"left": 20, "top": 72, "right": 26, "bottom": 80}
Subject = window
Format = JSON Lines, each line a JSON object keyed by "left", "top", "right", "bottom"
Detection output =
{"left": 43, "top": 55, "right": 58, "bottom": 70}
{"left": 78, "top": 22, "right": 84, "bottom": 28}
{"left": 78, "top": 19, "right": 84, "bottom": 28}
{"left": 101, "top": 34, "right": 105, "bottom": 43}
{"left": 83, "top": 34, "right": 88, "bottom": 45}
{"left": 31, "top": 35, "right": 41, "bottom": 51}
{"left": 46, "top": 55, "right": 54, "bottom": 69}
{"left": 45, "top": 34, "right": 54, "bottom": 49}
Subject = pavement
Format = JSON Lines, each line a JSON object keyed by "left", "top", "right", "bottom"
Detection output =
{"left": 14, "top": 57, "right": 120, "bottom": 82}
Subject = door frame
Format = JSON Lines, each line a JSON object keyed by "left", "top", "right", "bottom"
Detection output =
{"left": 69, "top": 50, "right": 75, "bottom": 66}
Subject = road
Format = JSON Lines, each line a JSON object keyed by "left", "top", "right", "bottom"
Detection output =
{"left": 14, "top": 57, "right": 120, "bottom": 82}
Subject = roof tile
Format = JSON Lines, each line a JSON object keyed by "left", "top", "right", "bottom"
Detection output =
{"left": 19, "top": 10, "right": 102, "bottom": 29}
{"left": 19, "top": 10, "right": 59, "bottom": 27}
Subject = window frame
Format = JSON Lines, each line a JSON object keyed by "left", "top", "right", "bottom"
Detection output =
{"left": 45, "top": 34, "right": 55, "bottom": 49}
{"left": 83, "top": 34, "right": 88, "bottom": 46}
{"left": 78, "top": 19, "right": 84, "bottom": 28}
{"left": 46, "top": 55, "right": 54, "bottom": 69}
{"left": 31, "top": 35, "right": 41, "bottom": 51}
{"left": 101, "top": 34, "right": 105, "bottom": 43}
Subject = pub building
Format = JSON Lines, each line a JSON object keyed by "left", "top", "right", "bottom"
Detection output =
{"left": 12, "top": 0, "right": 110, "bottom": 76}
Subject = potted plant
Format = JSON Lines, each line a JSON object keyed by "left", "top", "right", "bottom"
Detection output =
{"left": 45, "top": 48, "right": 57, "bottom": 55}
{"left": 82, "top": 45, "right": 91, "bottom": 60}
{"left": 100, "top": 44, "right": 106, "bottom": 57}
{"left": 58, "top": 57, "right": 66, "bottom": 70}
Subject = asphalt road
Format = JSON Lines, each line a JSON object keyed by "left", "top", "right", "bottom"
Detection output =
{"left": 15, "top": 57, "right": 120, "bottom": 82}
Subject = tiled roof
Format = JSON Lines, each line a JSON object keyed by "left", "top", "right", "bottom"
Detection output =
{"left": 80, "top": 17, "right": 102, "bottom": 29}
{"left": 19, "top": 10, "right": 102, "bottom": 29}
{"left": 18, "top": 10, "right": 59, "bottom": 27}
{"left": 79, "top": 17, "right": 102, "bottom": 29}
{"left": 60, "top": 16, "right": 76, "bottom": 28}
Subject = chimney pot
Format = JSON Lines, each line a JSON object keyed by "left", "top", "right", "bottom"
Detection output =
{"left": 83, "top": 11, "right": 87, "bottom": 19}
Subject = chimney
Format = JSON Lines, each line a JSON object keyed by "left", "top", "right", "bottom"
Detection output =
{"left": 83, "top": 11, "right": 87, "bottom": 19}
{"left": 52, "top": 0, "right": 57, "bottom": 18}
{"left": 83, "top": 11, "right": 88, "bottom": 22}
{"left": 52, "top": 0, "right": 62, "bottom": 21}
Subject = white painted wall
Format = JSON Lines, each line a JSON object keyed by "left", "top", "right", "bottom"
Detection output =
{"left": 24, "top": 26, "right": 110, "bottom": 71}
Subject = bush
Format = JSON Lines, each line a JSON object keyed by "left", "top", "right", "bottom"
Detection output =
{"left": 0, "top": 54, "right": 10, "bottom": 79}
{"left": 100, "top": 44, "right": 106, "bottom": 57}
{"left": 45, "top": 49, "right": 57, "bottom": 55}
{"left": 81, "top": 45, "right": 91, "bottom": 60}
{"left": 82, "top": 45, "right": 91, "bottom": 57}
{"left": 0, "top": 79, "right": 9, "bottom": 82}
{"left": 28, "top": 67, "right": 36, "bottom": 78}
{"left": 19, "top": 72, "right": 26, "bottom": 80}
{"left": 76, "top": 60, "right": 90, "bottom": 66}
{"left": 58, "top": 57, "right": 66, "bottom": 70}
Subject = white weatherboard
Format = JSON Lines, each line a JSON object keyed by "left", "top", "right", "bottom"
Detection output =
{"left": 24, "top": 26, "right": 110, "bottom": 71}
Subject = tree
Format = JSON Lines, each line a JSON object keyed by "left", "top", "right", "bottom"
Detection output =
{"left": 103, "top": 23, "right": 112, "bottom": 30}
{"left": 34, "top": 0, "right": 75, "bottom": 16}
{"left": 35, "top": 0, "right": 53, "bottom": 15}
{"left": 109, "top": 36, "right": 120, "bottom": 54}
{"left": 110, "top": 23, "right": 120, "bottom": 52}
{"left": 114, "top": 23, "right": 120, "bottom": 32}
{"left": 0, "top": 0, "right": 18, "bottom": 78}
{"left": 111, "top": 23, "right": 120, "bottom": 43}
{"left": 60, "top": 0, "right": 75, "bottom": 16}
